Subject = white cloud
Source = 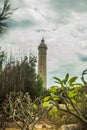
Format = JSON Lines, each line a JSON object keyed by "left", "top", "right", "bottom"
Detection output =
{"left": 1, "top": 0, "right": 87, "bottom": 87}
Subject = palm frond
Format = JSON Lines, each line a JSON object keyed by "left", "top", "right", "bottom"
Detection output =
{"left": 0, "top": 0, "right": 12, "bottom": 34}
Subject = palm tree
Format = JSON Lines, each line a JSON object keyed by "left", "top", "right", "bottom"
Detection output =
{"left": 0, "top": 0, "right": 12, "bottom": 34}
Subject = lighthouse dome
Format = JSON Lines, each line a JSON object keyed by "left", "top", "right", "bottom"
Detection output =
{"left": 38, "top": 38, "right": 47, "bottom": 49}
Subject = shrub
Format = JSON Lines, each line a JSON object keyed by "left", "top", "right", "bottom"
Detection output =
{"left": 0, "top": 92, "right": 49, "bottom": 130}
{"left": 44, "top": 73, "right": 87, "bottom": 129}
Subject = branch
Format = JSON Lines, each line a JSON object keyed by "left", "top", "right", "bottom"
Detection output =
{"left": 63, "top": 89, "right": 82, "bottom": 117}
{"left": 51, "top": 98, "right": 87, "bottom": 124}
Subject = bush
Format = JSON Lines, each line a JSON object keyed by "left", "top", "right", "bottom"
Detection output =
{"left": 44, "top": 73, "right": 87, "bottom": 129}
{"left": 0, "top": 92, "right": 49, "bottom": 130}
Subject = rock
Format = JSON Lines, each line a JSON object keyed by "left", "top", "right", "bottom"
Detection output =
{"left": 35, "top": 124, "right": 42, "bottom": 129}
{"left": 58, "top": 124, "right": 78, "bottom": 130}
{"left": 45, "top": 124, "right": 53, "bottom": 129}
{"left": 35, "top": 123, "right": 54, "bottom": 129}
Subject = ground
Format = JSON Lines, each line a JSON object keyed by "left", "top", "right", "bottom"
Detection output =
{"left": 0, "top": 119, "right": 56, "bottom": 130}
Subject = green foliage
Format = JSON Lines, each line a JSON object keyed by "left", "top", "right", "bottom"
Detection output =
{"left": 53, "top": 73, "right": 81, "bottom": 88}
{"left": 43, "top": 73, "right": 87, "bottom": 128}
{"left": 51, "top": 74, "right": 82, "bottom": 102}
{"left": 0, "top": 54, "right": 44, "bottom": 101}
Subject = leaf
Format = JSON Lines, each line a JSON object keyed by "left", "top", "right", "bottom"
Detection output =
{"left": 42, "top": 101, "right": 50, "bottom": 107}
{"left": 55, "top": 81, "right": 61, "bottom": 84}
{"left": 71, "top": 99, "right": 76, "bottom": 104}
{"left": 49, "top": 86, "right": 58, "bottom": 93}
{"left": 53, "top": 97, "right": 60, "bottom": 101}
{"left": 50, "top": 92, "right": 60, "bottom": 101}
{"left": 63, "top": 73, "right": 69, "bottom": 84}
{"left": 50, "top": 93, "right": 56, "bottom": 98}
{"left": 53, "top": 77, "right": 62, "bottom": 84}
{"left": 44, "top": 96, "right": 51, "bottom": 102}
{"left": 69, "top": 77, "right": 78, "bottom": 85}
{"left": 69, "top": 91, "right": 77, "bottom": 98}
{"left": 68, "top": 87, "right": 80, "bottom": 98}
{"left": 71, "top": 83, "right": 83, "bottom": 86}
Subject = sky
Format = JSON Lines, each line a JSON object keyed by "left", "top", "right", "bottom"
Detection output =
{"left": 1, "top": 0, "right": 87, "bottom": 87}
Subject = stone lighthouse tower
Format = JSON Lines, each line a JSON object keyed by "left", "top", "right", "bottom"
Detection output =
{"left": 38, "top": 38, "right": 47, "bottom": 88}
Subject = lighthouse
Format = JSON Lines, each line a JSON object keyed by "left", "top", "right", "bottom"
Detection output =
{"left": 38, "top": 38, "right": 47, "bottom": 88}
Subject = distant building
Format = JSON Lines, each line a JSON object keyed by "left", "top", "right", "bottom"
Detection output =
{"left": 38, "top": 38, "right": 47, "bottom": 88}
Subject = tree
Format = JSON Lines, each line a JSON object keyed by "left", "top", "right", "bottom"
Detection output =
{"left": 0, "top": 0, "right": 12, "bottom": 34}
{"left": 0, "top": 55, "right": 44, "bottom": 101}
{"left": 0, "top": 48, "right": 6, "bottom": 72}
{"left": 44, "top": 73, "right": 87, "bottom": 128}
{"left": 0, "top": 92, "right": 50, "bottom": 130}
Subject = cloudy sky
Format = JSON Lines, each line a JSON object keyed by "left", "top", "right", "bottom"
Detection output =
{"left": 1, "top": 0, "right": 87, "bottom": 87}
